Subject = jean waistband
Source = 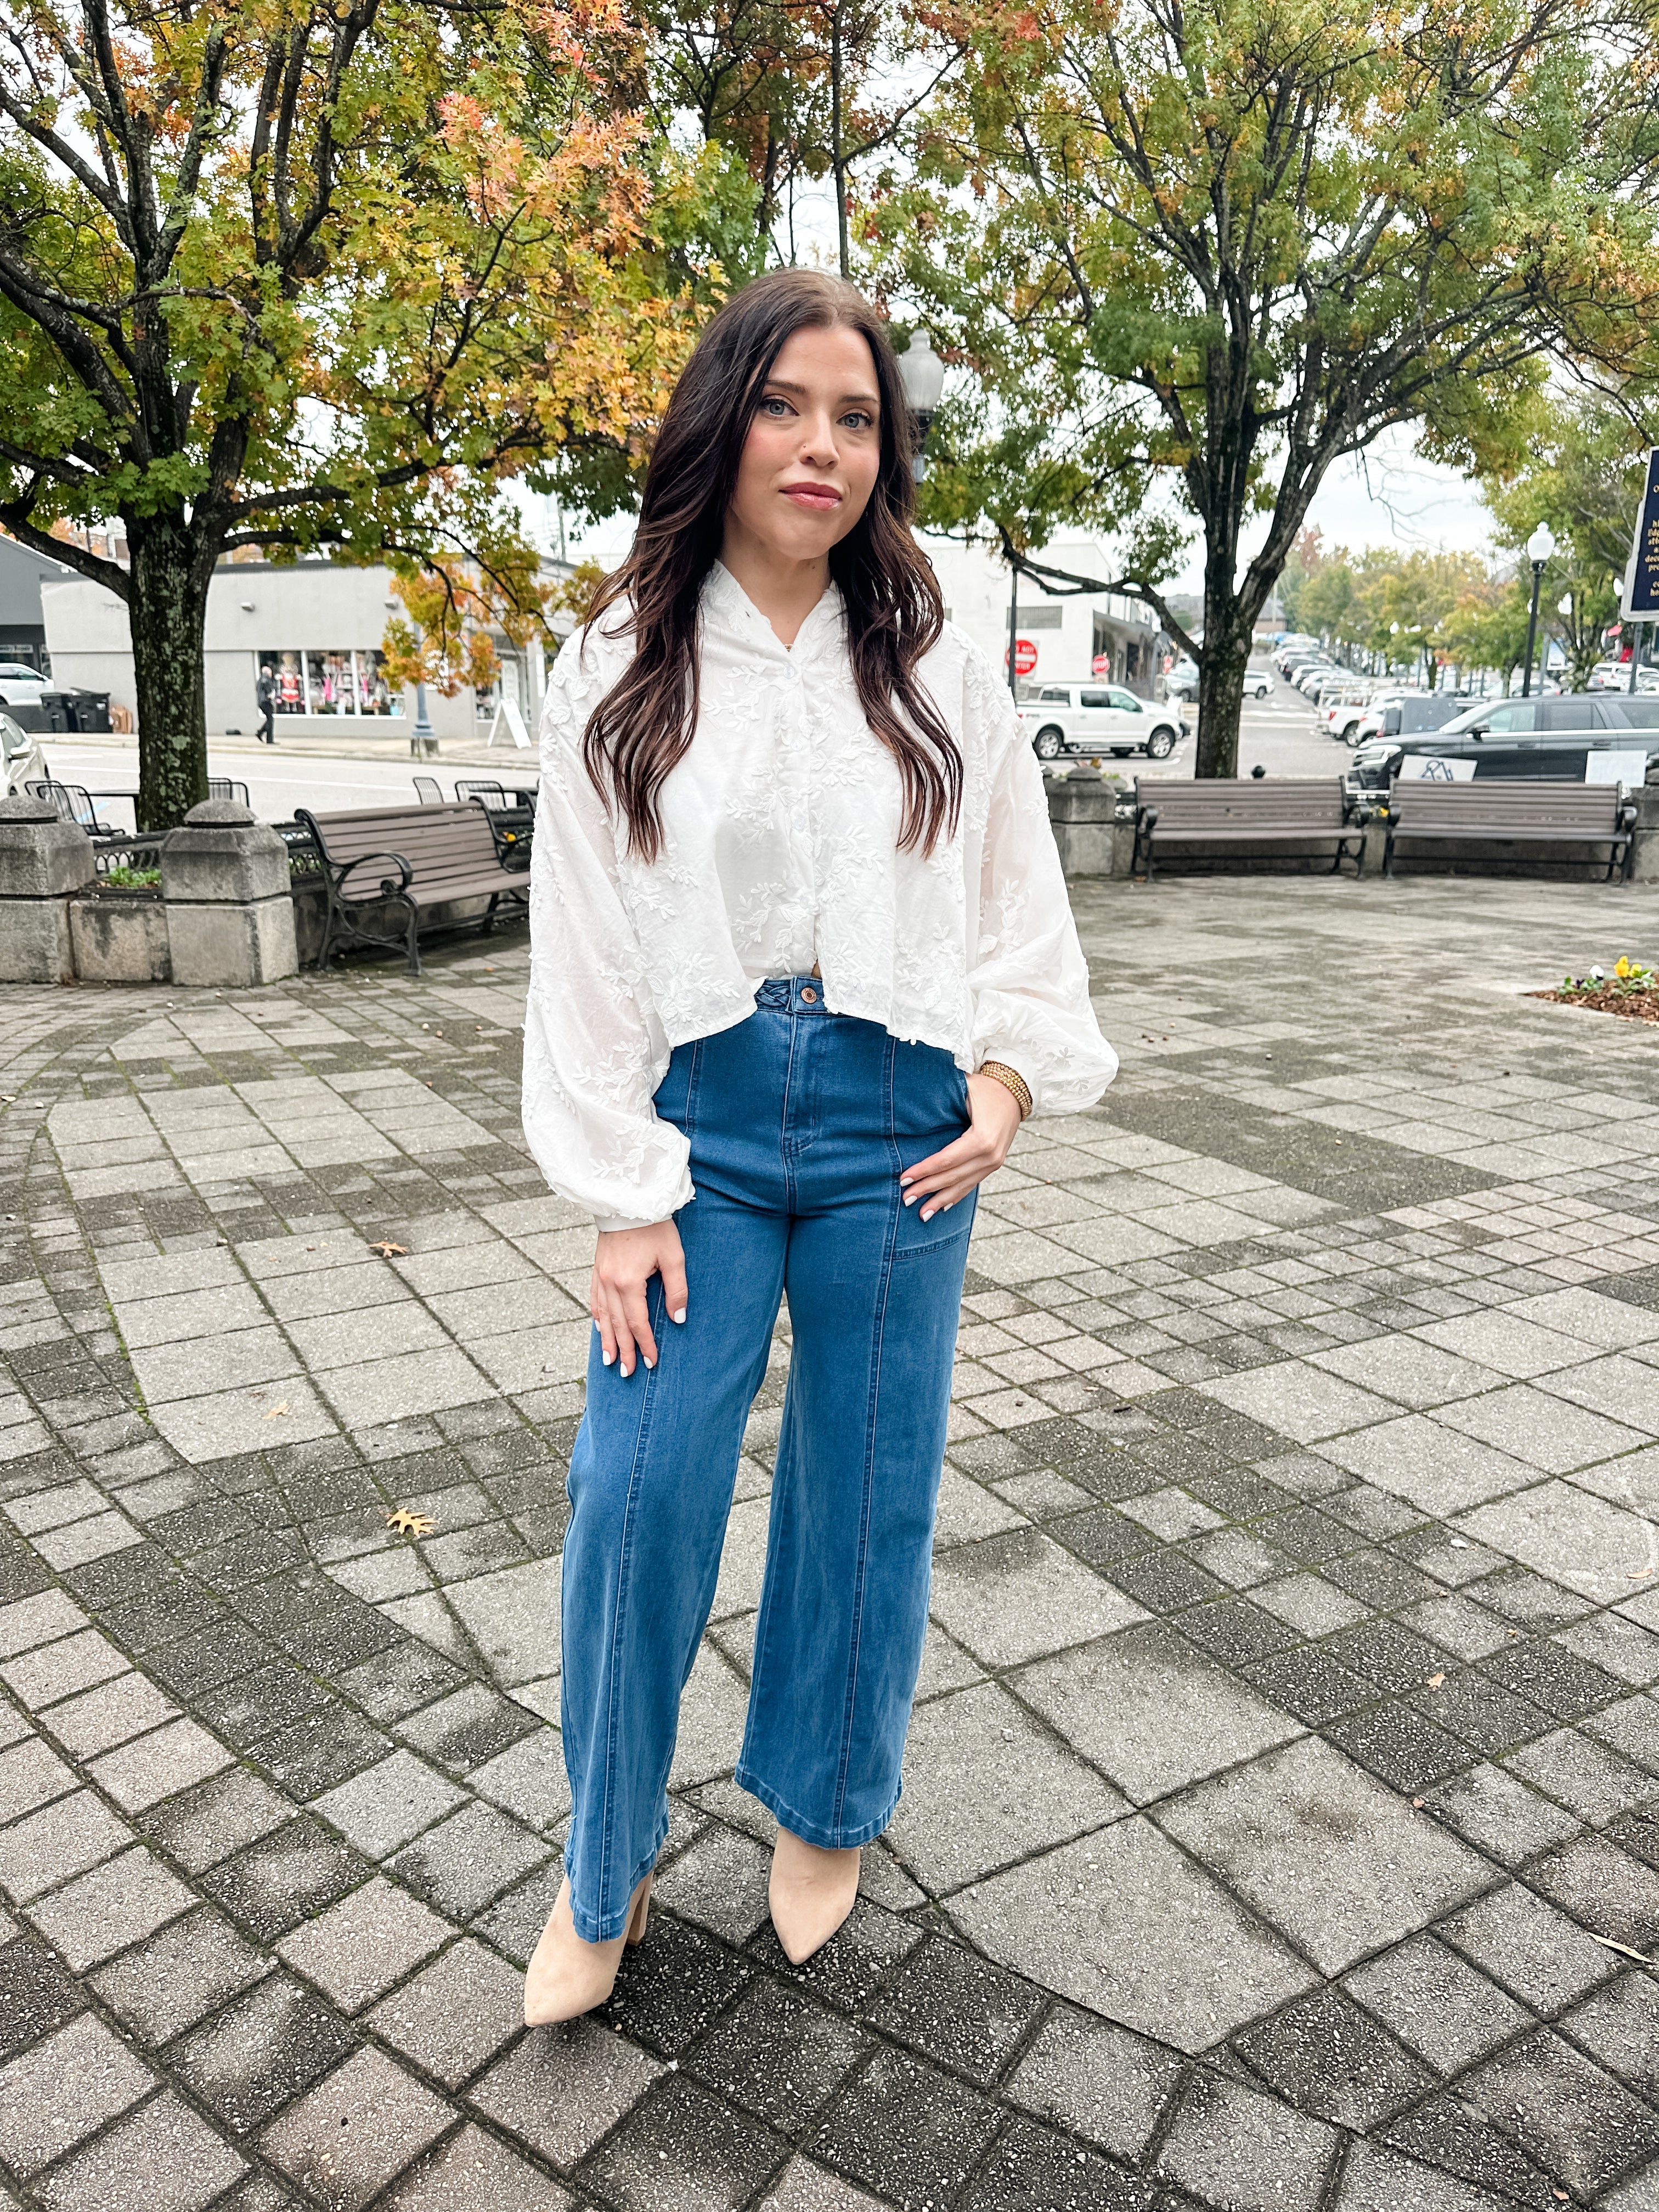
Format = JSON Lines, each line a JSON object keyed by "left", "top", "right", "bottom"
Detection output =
{"left": 754, "top": 975, "right": 830, "bottom": 1015}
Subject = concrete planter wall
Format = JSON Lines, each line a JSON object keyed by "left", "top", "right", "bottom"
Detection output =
{"left": 69, "top": 894, "right": 170, "bottom": 983}
{"left": 0, "top": 798, "right": 298, "bottom": 988}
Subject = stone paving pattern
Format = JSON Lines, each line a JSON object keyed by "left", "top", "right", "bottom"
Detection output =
{"left": 0, "top": 874, "right": 1657, "bottom": 2211}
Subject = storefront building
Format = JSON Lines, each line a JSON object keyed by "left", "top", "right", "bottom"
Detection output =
{"left": 920, "top": 533, "right": 1167, "bottom": 695}
{"left": 41, "top": 555, "right": 575, "bottom": 742}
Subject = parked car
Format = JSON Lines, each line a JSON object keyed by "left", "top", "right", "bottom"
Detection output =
{"left": 1345, "top": 693, "right": 1659, "bottom": 797}
{"left": 1244, "top": 664, "right": 1274, "bottom": 698}
{"left": 1588, "top": 660, "right": 1630, "bottom": 691}
{"left": 0, "top": 664, "right": 49, "bottom": 710}
{"left": 1161, "top": 658, "right": 1200, "bottom": 702}
{"left": 1019, "top": 681, "right": 1183, "bottom": 760}
{"left": 1346, "top": 692, "right": 1474, "bottom": 747}
{"left": 1294, "top": 663, "right": 1340, "bottom": 696}
{"left": 1319, "top": 688, "right": 1376, "bottom": 741}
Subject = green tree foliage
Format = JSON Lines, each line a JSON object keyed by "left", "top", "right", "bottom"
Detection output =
{"left": 0, "top": 0, "right": 744, "bottom": 827}
{"left": 870, "top": 0, "right": 1659, "bottom": 774}
{"left": 1481, "top": 390, "right": 1655, "bottom": 688}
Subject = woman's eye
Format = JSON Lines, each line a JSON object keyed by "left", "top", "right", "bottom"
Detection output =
{"left": 759, "top": 396, "right": 793, "bottom": 417}
{"left": 841, "top": 411, "right": 874, "bottom": 430}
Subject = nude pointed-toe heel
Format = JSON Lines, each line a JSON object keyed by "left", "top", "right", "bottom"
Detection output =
{"left": 625, "top": 1872, "right": 653, "bottom": 1946}
{"left": 769, "top": 1830, "right": 860, "bottom": 1966}
{"left": 524, "top": 1869, "right": 653, "bottom": 2027}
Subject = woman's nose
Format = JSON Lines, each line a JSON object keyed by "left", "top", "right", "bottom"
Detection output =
{"left": 797, "top": 414, "right": 839, "bottom": 464}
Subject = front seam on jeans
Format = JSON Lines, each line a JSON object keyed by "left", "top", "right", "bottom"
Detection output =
{"left": 831, "top": 1031, "right": 899, "bottom": 1831}
{"left": 592, "top": 1318, "right": 660, "bottom": 1934}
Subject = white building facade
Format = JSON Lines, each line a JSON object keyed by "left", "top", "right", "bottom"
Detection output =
{"left": 921, "top": 534, "right": 1167, "bottom": 696}
{"left": 41, "top": 557, "right": 575, "bottom": 744}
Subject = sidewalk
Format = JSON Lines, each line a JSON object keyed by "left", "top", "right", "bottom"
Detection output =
{"left": 0, "top": 872, "right": 1655, "bottom": 2211}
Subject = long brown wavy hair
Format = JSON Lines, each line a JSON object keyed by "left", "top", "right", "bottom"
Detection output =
{"left": 582, "top": 269, "right": 959, "bottom": 863}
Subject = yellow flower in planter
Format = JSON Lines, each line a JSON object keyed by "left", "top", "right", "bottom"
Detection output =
{"left": 1617, "top": 957, "right": 1632, "bottom": 978}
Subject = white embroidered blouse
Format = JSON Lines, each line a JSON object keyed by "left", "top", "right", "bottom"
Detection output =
{"left": 522, "top": 562, "right": 1118, "bottom": 1229}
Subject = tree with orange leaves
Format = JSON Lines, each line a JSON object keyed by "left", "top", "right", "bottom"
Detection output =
{"left": 0, "top": 0, "right": 747, "bottom": 826}
{"left": 871, "top": 0, "right": 1659, "bottom": 774}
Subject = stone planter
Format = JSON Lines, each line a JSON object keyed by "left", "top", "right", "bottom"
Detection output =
{"left": 0, "top": 797, "right": 298, "bottom": 988}
{"left": 161, "top": 801, "right": 298, "bottom": 986}
{"left": 0, "top": 795, "right": 95, "bottom": 983}
{"left": 69, "top": 893, "right": 171, "bottom": 983}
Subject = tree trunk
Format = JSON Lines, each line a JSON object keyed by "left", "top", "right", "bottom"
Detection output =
{"left": 1194, "top": 575, "right": 1253, "bottom": 778}
{"left": 129, "top": 515, "right": 211, "bottom": 832}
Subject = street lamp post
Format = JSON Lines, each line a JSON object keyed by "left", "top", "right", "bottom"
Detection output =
{"left": 895, "top": 331, "right": 945, "bottom": 483}
{"left": 1521, "top": 522, "right": 1556, "bottom": 698}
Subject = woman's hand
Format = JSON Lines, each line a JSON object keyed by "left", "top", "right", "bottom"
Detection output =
{"left": 898, "top": 1072, "right": 1023, "bottom": 1222}
{"left": 590, "top": 1221, "right": 688, "bottom": 1378}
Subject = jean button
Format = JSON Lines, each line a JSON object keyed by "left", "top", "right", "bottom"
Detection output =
{"left": 800, "top": 986, "right": 817, "bottom": 1003}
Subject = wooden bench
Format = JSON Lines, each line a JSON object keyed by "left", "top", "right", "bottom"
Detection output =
{"left": 1133, "top": 777, "right": 1365, "bottom": 882}
{"left": 1384, "top": 781, "right": 1637, "bottom": 882}
{"left": 295, "top": 802, "right": 531, "bottom": 974}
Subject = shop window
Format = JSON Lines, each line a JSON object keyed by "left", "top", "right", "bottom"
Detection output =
{"left": 259, "top": 648, "right": 400, "bottom": 715}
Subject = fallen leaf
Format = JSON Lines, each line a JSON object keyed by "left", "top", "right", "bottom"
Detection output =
{"left": 386, "top": 1507, "right": 435, "bottom": 1537}
{"left": 263, "top": 1402, "right": 289, "bottom": 1420}
{"left": 1410, "top": 1797, "right": 1426, "bottom": 1809}
{"left": 1589, "top": 1931, "right": 1655, "bottom": 1965}
{"left": 1425, "top": 1672, "right": 1446, "bottom": 1689}
{"left": 1629, "top": 1565, "right": 1656, "bottom": 1581}
{"left": 368, "top": 1240, "right": 408, "bottom": 1258}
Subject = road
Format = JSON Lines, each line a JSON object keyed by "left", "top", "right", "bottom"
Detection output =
{"left": 44, "top": 686, "right": 1345, "bottom": 830}
{"left": 1131, "top": 689, "right": 1346, "bottom": 781}
{"left": 36, "top": 744, "right": 504, "bottom": 833}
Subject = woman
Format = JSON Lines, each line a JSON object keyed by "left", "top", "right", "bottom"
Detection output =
{"left": 521, "top": 268, "right": 1116, "bottom": 2023}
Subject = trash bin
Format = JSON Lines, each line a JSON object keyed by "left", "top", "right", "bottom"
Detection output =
{"left": 65, "top": 690, "right": 111, "bottom": 733}
{"left": 36, "top": 692, "right": 72, "bottom": 734}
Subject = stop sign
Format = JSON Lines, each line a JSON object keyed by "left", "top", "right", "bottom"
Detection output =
{"left": 1006, "top": 636, "right": 1039, "bottom": 676}
{"left": 1091, "top": 652, "right": 1110, "bottom": 676}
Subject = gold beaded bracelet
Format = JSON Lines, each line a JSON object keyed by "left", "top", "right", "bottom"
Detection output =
{"left": 978, "top": 1060, "right": 1033, "bottom": 1120}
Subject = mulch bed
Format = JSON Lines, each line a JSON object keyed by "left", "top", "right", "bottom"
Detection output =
{"left": 1532, "top": 986, "right": 1659, "bottom": 1023}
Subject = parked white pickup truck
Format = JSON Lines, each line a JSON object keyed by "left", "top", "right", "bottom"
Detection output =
{"left": 1018, "top": 682, "right": 1183, "bottom": 761}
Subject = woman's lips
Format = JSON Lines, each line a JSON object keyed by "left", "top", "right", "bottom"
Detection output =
{"left": 781, "top": 484, "right": 842, "bottom": 510}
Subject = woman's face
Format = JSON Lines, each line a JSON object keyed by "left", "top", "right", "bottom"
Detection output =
{"left": 725, "top": 323, "right": 883, "bottom": 568}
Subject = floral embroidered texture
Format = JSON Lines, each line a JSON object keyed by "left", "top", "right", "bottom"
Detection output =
{"left": 522, "top": 562, "right": 1118, "bottom": 1228}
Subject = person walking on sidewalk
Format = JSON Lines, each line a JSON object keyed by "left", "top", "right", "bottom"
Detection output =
{"left": 520, "top": 267, "right": 1116, "bottom": 2024}
{"left": 255, "top": 662, "right": 276, "bottom": 745}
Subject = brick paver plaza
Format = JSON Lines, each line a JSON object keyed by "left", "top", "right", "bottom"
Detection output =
{"left": 0, "top": 872, "right": 1656, "bottom": 2211}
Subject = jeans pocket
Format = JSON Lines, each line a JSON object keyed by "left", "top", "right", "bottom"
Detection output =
{"left": 894, "top": 1040, "right": 970, "bottom": 1143}
{"left": 894, "top": 1184, "right": 977, "bottom": 1259}
{"left": 652, "top": 1038, "right": 701, "bottom": 1137}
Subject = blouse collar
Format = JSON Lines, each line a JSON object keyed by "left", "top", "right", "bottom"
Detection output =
{"left": 703, "top": 560, "right": 845, "bottom": 664}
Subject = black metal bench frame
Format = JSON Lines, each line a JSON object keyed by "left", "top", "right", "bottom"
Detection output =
{"left": 296, "top": 804, "right": 530, "bottom": 975}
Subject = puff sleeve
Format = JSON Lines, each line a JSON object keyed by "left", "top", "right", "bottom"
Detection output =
{"left": 520, "top": 634, "right": 696, "bottom": 1231}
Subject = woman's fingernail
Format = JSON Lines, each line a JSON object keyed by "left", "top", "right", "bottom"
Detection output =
{"left": 672, "top": 1308, "right": 687, "bottom": 1324}
{"left": 904, "top": 1192, "right": 918, "bottom": 1206}
{"left": 644, "top": 1354, "right": 656, "bottom": 1369}
{"left": 920, "top": 1207, "right": 934, "bottom": 1221}
{"left": 602, "top": 1348, "right": 615, "bottom": 1365}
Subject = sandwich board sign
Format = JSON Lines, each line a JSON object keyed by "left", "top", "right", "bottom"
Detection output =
{"left": 487, "top": 697, "right": 531, "bottom": 749}
{"left": 1621, "top": 449, "right": 1659, "bottom": 620}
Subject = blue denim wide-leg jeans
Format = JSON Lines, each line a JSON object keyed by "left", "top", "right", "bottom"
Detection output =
{"left": 558, "top": 977, "right": 975, "bottom": 1940}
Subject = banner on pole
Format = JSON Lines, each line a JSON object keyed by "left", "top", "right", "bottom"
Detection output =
{"left": 1621, "top": 449, "right": 1659, "bottom": 619}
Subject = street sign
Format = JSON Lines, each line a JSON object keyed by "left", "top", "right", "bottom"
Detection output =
{"left": 1091, "top": 652, "right": 1110, "bottom": 676}
{"left": 1621, "top": 449, "right": 1659, "bottom": 619}
{"left": 1004, "top": 637, "right": 1038, "bottom": 676}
